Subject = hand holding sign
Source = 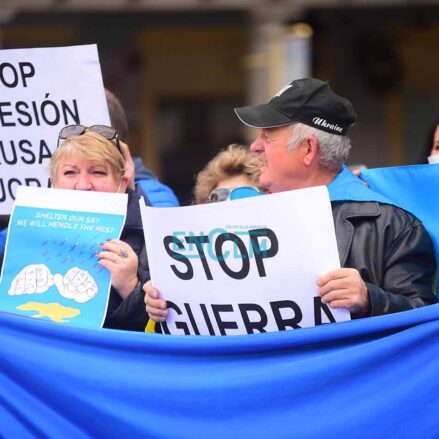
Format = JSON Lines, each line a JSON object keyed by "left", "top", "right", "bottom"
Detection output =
{"left": 140, "top": 186, "right": 351, "bottom": 335}
{"left": 144, "top": 280, "right": 168, "bottom": 322}
{"left": 317, "top": 268, "right": 369, "bottom": 316}
{"left": 97, "top": 239, "right": 139, "bottom": 299}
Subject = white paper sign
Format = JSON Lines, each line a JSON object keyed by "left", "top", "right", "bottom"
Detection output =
{"left": 0, "top": 44, "right": 110, "bottom": 213}
{"left": 0, "top": 186, "right": 127, "bottom": 329}
{"left": 141, "top": 186, "right": 350, "bottom": 336}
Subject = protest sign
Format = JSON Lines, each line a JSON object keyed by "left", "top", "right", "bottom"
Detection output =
{"left": 140, "top": 186, "right": 350, "bottom": 335}
{"left": 0, "top": 44, "right": 109, "bottom": 213}
{"left": 0, "top": 186, "right": 127, "bottom": 328}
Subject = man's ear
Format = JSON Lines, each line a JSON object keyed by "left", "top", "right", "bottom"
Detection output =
{"left": 303, "top": 136, "right": 319, "bottom": 166}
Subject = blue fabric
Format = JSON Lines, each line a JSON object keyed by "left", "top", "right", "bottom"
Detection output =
{"left": 362, "top": 164, "right": 439, "bottom": 292}
{"left": 2, "top": 164, "right": 439, "bottom": 436}
{"left": 136, "top": 179, "right": 180, "bottom": 208}
{"left": 327, "top": 165, "right": 394, "bottom": 203}
{"left": 133, "top": 157, "right": 180, "bottom": 207}
{"left": 1, "top": 305, "right": 439, "bottom": 437}
{"left": 133, "top": 157, "right": 157, "bottom": 180}
{"left": 230, "top": 186, "right": 264, "bottom": 200}
{"left": 0, "top": 228, "right": 6, "bottom": 254}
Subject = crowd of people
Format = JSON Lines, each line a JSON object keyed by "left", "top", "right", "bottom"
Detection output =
{"left": 1, "top": 78, "right": 438, "bottom": 332}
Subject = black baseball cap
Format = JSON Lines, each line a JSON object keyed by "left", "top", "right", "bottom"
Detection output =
{"left": 234, "top": 78, "right": 357, "bottom": 136}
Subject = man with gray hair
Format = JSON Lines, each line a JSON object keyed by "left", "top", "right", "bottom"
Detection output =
{"left": 234, "top": 77, "right": 436, "bottom": 317}
{"left": 145, "top": 78, "right": 436, "bottom": 322}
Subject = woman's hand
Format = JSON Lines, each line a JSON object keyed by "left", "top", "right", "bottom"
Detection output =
{"left": 144, "top": 280, "right": 168, "bottom": 322}
{"left": 98, "top": 239, "right": 139, "bottom": 299}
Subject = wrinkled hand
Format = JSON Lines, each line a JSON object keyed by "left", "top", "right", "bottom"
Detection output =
{"left": 120, "top": 141, "right": 136, "bottom": 190}
{"left": 98, "top": 240, "right": 139, "bottom": 299}
{"left": 144, "top": 280, "right": 168, "bottom": 322}
{"left": 317, "top": 268, "right": 370, "bottom": 316}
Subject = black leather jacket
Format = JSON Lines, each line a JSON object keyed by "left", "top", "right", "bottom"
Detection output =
{"left": 103, "top": 189, "right": 150, "bottom": 331}
{"left": 332, "top": 201, "right": 437, "bottom": 317}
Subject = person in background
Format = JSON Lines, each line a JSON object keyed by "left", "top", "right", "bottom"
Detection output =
{"left": 193, "top": 143, "right": 265, "bottom": 204}
{"left": 143, "top": 143, "right": 264, "bottom": 332}
{"left": 422, "top": 117, "right": 439, "bottom": 164}
{"left": 145, "top": 78, "right": 437, "bottom": 325}
{"left": 51, "top": 126, "right": 149, "bottom": 331}
{"left": 105, "top": 89, "right": 179, "bottom": 207}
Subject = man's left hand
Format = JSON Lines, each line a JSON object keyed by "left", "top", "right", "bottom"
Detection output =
{"left": 317, "top": 268, "right": 370, "bottom": 316}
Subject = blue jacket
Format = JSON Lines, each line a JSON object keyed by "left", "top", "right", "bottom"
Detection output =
{"left": 134, "top": 157, "right": 179, "bottom": 207}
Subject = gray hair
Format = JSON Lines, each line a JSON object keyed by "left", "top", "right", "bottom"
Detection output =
{"left": 287, "top": 123, "right": 351, "bottom": 171}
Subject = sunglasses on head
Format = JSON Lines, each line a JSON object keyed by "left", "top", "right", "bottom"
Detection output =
{"left": 208, "top": 186, "right": 263, "bottom": 203}
{"left": 57, "top": 124, "right": 121, "bottom": 153}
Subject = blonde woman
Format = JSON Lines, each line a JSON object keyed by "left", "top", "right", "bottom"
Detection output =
{"left": 193, "top": 143, "right": 264, "bottom": 204}
{"left": 51, "top": 125, "right": 149, "bottom": 331}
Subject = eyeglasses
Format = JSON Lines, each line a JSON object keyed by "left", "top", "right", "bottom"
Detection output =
{"left": 208, "top": 186, "right": 264, "bottom": 203}
{"left": 57, "top": 124, "right": 121, "bottom": 153}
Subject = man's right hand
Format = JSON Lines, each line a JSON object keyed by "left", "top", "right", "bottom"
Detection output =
{"left": 144, "top": 280, "right": 168, "bottom": 322}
